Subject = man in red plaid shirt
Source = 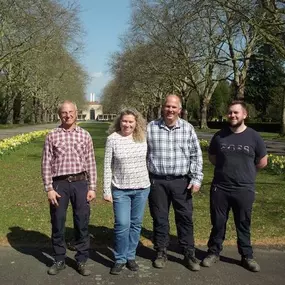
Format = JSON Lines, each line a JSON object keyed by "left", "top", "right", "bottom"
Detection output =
{"left": 41, "top": 100, "right": 96, "bottom": 276}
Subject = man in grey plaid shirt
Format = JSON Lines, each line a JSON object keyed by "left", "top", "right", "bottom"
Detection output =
{"left": 147, "top": 94, "right": 203, "bottom": 271}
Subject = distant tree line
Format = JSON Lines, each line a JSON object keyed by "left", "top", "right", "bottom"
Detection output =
{"left": 0, "top": 0, "right": 88, "bottom": 124}
{"left": 101, "top": 0, "right": 285, "bottom": 132}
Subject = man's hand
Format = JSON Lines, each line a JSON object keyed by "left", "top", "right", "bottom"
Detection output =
{"left": 87, "top": 190, "right": 96, "bottom": 202}
{"left": 187, "top": 183, "right": 200, "bottom": 194}
{"left": 103, "top": 195, "right": 113, "bottom": 203}
{"left": 47, "top": 190, "right": 61, "bottom": 207}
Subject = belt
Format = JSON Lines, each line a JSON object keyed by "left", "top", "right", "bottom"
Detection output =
{"left": 149, "top": 173, "right": 187, "bottom": 181}
{"left": 53, "top": 172, "right": 87, "bottom": 182}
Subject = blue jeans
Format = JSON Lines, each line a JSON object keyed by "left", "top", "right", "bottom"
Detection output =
{"left": 112, "top": 187, "right": 150, "bottom": 263}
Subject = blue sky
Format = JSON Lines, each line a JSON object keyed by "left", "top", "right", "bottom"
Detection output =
{"left": 78, "top": 0, "right": 132, "bottom": 102}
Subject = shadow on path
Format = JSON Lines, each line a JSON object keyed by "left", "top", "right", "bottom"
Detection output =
{"left": 140, "top": 226, "right": 239, "bottom": 266}
{"left": 6, "top": 224, "right": 239, "bottom": 272}
{"left": 6, "top": 226, "right": 114, "bottom": 271}
{"left": 7, "top": 226, "right": 54, "bottom": 267}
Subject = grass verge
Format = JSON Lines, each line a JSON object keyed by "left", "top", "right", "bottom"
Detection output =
{"left": 195, "top": 128, "right": 285, "bottom": 142}
{"left": 0, "top": 122, "right": 284, "bottom": 247}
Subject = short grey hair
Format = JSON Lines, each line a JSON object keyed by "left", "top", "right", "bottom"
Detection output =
{"left": 164, "top": 94, "right": 182, "bottom": 108}
{"left": 57, "top": 100, "right": 78, "bottom": 114}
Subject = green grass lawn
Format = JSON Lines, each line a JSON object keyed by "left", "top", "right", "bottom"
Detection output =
{"left": 196, "top": 128, "right": 285, "bottom": 142}
{"left": 0, "top": 122, "right": 285, "bottom": 247}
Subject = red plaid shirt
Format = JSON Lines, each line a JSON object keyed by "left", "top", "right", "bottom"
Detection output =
{"left": 41, "top": 125, "right": 97, "bottom": 191}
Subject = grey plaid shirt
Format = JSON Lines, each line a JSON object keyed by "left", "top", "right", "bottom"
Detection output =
{"left": 147, "top": 118, "right": 203, "bottom": 186}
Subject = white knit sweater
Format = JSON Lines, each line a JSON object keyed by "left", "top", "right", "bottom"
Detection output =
{"left": 103, "top": 132, "right": 150, "bottom": 197}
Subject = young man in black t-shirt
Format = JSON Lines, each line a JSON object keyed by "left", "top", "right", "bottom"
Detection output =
{"left": 202, "top": 101, "right": 268, "bottom": 272}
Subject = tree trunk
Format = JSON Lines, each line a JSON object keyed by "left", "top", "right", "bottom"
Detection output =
{"left": 31, "top": 97, "right": 36, "bottom": 123}
{"left": 18, "top": 99, "right": 25, "bottom": 124}
{"left": 41, "top": 103, "right": 47, "bottom": 123}
{"left": 233, "top": 77, "right": 245, "bottom": 100}
{"left": 53, "top": 107, "right": 58, "bottom": 122}
{"left": 182, "top": 109, "right": 188, "bottom": 120}
{"left": 281, "top": 87, "right": 285, "bottom": 135}
{"left": 35, "top": 98, "right": 42, "bottom": 123}
{"left": 200, "top": 97, "right": 209, "bottom": 129}
{"left": 6, "top": 91, "right": 14, "bottom": 124}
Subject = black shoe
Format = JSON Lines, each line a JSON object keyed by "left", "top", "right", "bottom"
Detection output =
{"left": 110, "top": 263, "right": 125, "bottom": 275}
{"left": 202, "top": 254, "right": 220, "bottom": 267}
{"left": 184, "top": 254, "right": 201, "bottom": 271}
{"left": 241, "top": 257, "right": 260, "bottom": 272}
{"left": 47, "top": 261, "right": 66, "bottom": 275}
{"left": 126, "top": 260, "right": 139, "bottom": 271}
{"left": 153, "top": 251, "right": 167, "bottom": 268}
{"left": 77, "top": 262, "right": 91, "bottom": 276}
{"left": 66, "top": 239, "right": 76, "bottom": 251}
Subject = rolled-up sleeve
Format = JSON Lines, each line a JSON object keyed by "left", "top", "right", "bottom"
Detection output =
{"left": 103, "top": 137, "right": 113, "bottom": 197}
{"left": 85, "top": 134, "right": 97, "bottom": 191}
{"left": 189, "top": 130, "right": 203, "bottom": 186}
{"left": 41, "top": 134, "right": 53, "bottom": 191}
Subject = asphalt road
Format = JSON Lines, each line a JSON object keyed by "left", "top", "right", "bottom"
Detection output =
{"left": 1, "top": 124, "right": 285, "bottom": 155}
{"left": 0, "top": 245, "right": 284, "bottom": 285}
{"left": 197, "top": 131, "right": 285, "bottom": 155}
{"left": 0, "top": 123, "right": 59, "bottom": 141}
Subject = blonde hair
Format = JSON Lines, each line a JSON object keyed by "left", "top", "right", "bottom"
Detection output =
{"left": 108, "top": 108, "right": 146, "bottom": 142}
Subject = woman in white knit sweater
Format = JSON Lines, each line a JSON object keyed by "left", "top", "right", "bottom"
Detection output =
{"left": 103, "top": 108, "right": 150, "bottom": 275}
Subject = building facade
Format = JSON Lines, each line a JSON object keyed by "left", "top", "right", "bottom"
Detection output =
{"left": 77, "top": 101, "right": 103, "bottom": 121}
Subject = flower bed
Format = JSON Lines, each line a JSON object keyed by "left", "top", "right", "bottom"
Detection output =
{"left": 1, "top": 132, "right": 284, "bottom": 175}
{"left": 199, "top": 139, "right": 284, "bottom": 175}
{"left": 0, "top": 130, "right": 50, "bottom": 156}
{"left": 267, "top": 154, "right": 285, "bottom": 175}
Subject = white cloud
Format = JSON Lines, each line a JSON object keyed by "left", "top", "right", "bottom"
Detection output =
{"left": 91, "top": 71, "right": 103, "bottom": 78}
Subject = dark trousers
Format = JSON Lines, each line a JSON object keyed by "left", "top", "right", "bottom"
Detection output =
{"left": 50, "top": 180, "right": 90, "bottom": 263}
{"left": 207, "top": 186, "right": 255, "bottom": 258}
{"left": 148, "top": 176, "right": 195, "bottom": 255}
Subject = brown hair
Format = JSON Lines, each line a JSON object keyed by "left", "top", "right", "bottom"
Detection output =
{"left": 108, "top": 108, "right": 146, "bottom": 142}
{"left": 228, "top": 100, "right": 248, "bottom": 113}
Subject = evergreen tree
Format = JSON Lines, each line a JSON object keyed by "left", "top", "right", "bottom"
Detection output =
{"left": 245, "top": 44, "right": 285, "bottom": 121}
{"left": 208, "top": 81, "right": 231, "bottom": 121}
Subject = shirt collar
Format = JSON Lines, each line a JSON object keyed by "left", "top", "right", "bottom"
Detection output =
{"left": 55, "top": 124, "right": 80, "bottom": 133}
{"left": 158, "top": 117, "right": 181, "bottom": 130}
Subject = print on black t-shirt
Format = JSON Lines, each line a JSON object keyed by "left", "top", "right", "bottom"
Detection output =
{"left": 209, "top": 127, "right": 267, "bottom": 192}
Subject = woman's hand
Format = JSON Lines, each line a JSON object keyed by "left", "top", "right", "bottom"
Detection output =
{"left": 103, "top": 194, "right": 113, "bottom": 203}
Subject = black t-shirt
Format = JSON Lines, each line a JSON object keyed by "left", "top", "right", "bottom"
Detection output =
{"left": 208, "top": 127, "right": 267, "bottom": 191}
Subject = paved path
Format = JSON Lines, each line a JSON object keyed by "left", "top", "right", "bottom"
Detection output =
{"left": 197, "top": 132, "right": 285, "bottom": 155}
{"left": 0, "top": 245, "right": 284, "bottom": 285}
{"left": 0, "top": 123, "right": 59, "bottom": 140}
{"left": 0, "top": 124, "right": 285, "bottom": 155}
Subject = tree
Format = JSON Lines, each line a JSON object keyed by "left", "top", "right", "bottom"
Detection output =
{"left": 208, "top": 80, "right": 231, "bottom": 121}
{"left": 0, "top": 0, "right": 87, "bottom": 124}
{"left": 128, "top": 0, "right": 228, "bottom": 127}
{"left": 245, "top": 44, "right": 285, "bottom": 121}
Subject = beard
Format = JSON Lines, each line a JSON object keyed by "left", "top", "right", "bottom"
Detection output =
{"left": 228, "top": 119, "right": 244, "bottom": 129}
